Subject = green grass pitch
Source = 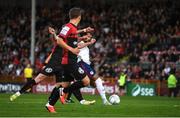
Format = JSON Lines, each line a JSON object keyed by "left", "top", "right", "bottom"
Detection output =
{"left": 0, "top": 93, "right": 180, "bottom": 117}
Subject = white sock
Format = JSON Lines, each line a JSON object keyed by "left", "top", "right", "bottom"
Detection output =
{"left": 45, "top": 103, "right": 53, "bottom": 107}
{"left": 16, "top": 91, "right": 21, "bottom": 96}
{"left": 95, "top": 78, "right": 107, "bottom": 103}
{"left": 46, "top": 103, "right": 50, "bottom": 106}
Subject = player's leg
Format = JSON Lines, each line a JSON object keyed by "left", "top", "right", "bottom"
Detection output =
{"left": 46, "top": 67, "right": 69, "bottom": 113}
{"left": 94, "top": 77, "right": 111, "bottom": 105}
{"left": 46, "top": 82, "right": 69, "bottom": 113}
{"left": 61, "top": 64, "right": 91, "bottom": 102}
{"left": 72, "top": 88, "right": 95, "bottom": 105}
{"left": 66, "top": 91, "right": 75, "bottom": 103}
{"left": 64, "top": 80, "right": 95, "bottom": 105}
{"left": 46, "top": 86, "right": 60, "bottom": 113}
{"left": 10, "top": 73, "right": 47, "bottom": 101}
{"left": 46, "top": 67, "right": 91, "bottom": 112}
{"left": 59, "top": 67, "right": 95, "bottom": 105}
{"left": 10, "top": 64, "right": 54, "bottom": 101}
{"left": 62, "top": 77, "right": 89, "bottom": 96}
{"left": 48, "top": 84, "right": 62, "bottom": 106}
{"left": 61, "top": 73, "right": 83, "bottom": 103}
{"left": 64, "top": 85, "right": 95, "bottom": 105}
{"left": 79, "top": 60, "right": 111, "bottom": 105}
{"left": 62, "top": 75, "right": 83, "bottom": 104}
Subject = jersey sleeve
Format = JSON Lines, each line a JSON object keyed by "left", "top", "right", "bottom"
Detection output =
{"left": 58, "top": 25, "right": 71, "bottom": 39}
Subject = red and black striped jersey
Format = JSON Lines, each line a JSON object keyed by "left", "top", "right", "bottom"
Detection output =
{"left": 58, "top": 23, "right": 78, "bottom": 64}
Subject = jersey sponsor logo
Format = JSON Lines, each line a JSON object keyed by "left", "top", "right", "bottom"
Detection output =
{"left": 60, "top": 26, "right": 70, "bottom": 35}
{"left": 78, "top": 67, "right": 84, "bottom": 74}
{"left": 45, "top": 68, "right": 53, "bottom": 73}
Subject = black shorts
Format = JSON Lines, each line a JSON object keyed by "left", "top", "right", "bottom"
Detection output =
{"left": 62, "top": 63, "right": 87, "bottom": 82}
{"left": 41, "top": 63, "right": 63, "bottom": 82}
{"left": 59, "top": 71, "right": 75, "bottom": 82}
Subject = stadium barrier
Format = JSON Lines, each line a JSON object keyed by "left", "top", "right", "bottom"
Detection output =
{"left": 0, "top": 75, "right": 171, "bottom": 96}
{"left": 126, "top": 83, "right": 156, "bottom": 96}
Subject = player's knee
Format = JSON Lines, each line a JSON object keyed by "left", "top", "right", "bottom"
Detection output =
{"left": 56, "top": 82, "right": 70, "bottom": 88}
{"left": 82, "top": 76, "right": 90, "bottom": 86}
{"left": 55, "top": 82, "right": 62, "bottom": 88}
{"left": 34, "top": 73, "right": 47, "bottom": 83}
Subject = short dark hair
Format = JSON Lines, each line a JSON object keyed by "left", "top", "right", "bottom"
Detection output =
{"left": 69, "top": 7, "right": 82, "bottom": 19}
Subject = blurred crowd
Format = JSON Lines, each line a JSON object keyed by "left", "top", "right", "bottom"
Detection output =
{"left": 0, "top": 0, "right": 180, "bottom": 81}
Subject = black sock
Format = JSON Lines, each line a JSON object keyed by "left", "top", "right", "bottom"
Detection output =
{"left": 72, "top": 89, "right": 83, "bottom": 102}
{"left": 48, "top": 87, "right": 60, "bottom": 106}
{"left": 67, "top": 92, "right": 72, "bottom": 100}
{"left": 19, "top": 79, "right": 36, "bottom": 94}
{"left": 63, "top": 81, "right": 84, "bottom": 94}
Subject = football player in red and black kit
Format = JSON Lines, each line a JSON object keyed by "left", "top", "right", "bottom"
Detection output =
{"left": 10, "top": 7, "right": 94, "bottom": 113}
{"left": 10, "top": 7, "right": 86, "bottom": 101}
{"left": 9, "top": 26, "right": 79, "bottom": 101}
{"left": 46, "top": 8, "right": 96, "bottom": 112}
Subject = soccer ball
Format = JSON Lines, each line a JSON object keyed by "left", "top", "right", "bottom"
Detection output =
{"left": 109, "top": 94, "right": 120, "bottom": 105}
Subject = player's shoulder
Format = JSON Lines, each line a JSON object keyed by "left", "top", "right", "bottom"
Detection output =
{"left": 61, "top": 23, "right": 71, "bottom": 30}
{"left": 59, "top": 23, "right": 77, "bottom": 36}
{"left": 62, "top": 23, "right": 75, "bottom": 29}
{"left": 59, "top": 23, "right": 71, "bottom": 36}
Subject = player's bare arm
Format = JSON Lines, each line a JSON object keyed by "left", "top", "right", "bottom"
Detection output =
{"left": 48, "top": 27, "right": 80, "bottom": 55}
{"left": 78, "top": 38, "right": 96, "bottom": 49}
{"left": 77, "top": 27, "right": 94, "bottom": 34}
{"left": 78, "top": 33, "right": 92, "bottom": 41}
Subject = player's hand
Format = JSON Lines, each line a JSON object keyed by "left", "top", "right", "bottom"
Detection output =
{"left": 84, "top": 27, "right": 94, "bottom": 33}
{"left": 48, "top": 27, "right": 55, "bottom": 34}
{"left": 90, "top": 38, "right": 96, "bottom": 44}
{"left": 80, "top": 33, "right": 92, "bottom": 41}
{"left": 70, "top": 47, "right": 80, "bottom": 55}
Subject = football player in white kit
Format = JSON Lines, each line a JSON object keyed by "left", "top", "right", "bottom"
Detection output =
{"left": 76, "top": 36, "right": 111, "bottom": 105}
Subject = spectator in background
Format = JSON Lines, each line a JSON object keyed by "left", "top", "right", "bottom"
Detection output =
{"left": 167, "top": 69, "right": 177, "bottom": 97}
{"left": 118, "top": 69, "right": 127, "bottom": 96}
{"left": 0, "top": 0, "right": 180, "bottom": 81}
{"left": 23, "top": 64, "right": 33, "bottom": 92}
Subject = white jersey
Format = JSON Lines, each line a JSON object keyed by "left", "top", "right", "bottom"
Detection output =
{"left": 77, "top": 41, "right": 91, "bottom": 65}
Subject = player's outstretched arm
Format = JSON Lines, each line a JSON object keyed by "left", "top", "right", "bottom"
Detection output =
{"left": 78, "top": 33, "right": 92, "bottom": 41}
{"left": 77, "top": 27, "right": 94, "bottom": 34}
{"left": 78, "top": 39, "right": 96, "bottom": 49}
{"left": 48, "top": 27, "right": 80, "bottom": 55}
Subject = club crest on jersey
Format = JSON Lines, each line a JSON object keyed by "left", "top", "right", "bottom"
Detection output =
{"left": 78, "top": 67, "right": 84, "bottom": 74}
{"left": 45, "top": 68, "right": 53, "bottom": 73}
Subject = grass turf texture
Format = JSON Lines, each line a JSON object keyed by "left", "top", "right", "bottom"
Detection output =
{"left": 0, "top": 93, "right": 179, "bottom": 117}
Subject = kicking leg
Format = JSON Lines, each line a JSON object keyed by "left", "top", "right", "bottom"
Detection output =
{"left": 10, "top": 73, "right": 47, "bottom": 101}
{"left": 94, "top": 77, "right": 111, "bottom": 105}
